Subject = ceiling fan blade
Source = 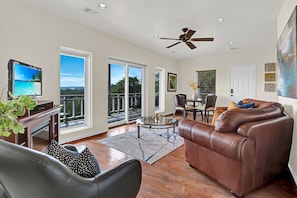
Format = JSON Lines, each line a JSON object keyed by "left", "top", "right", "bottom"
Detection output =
{"left": 166, "top": 42, "right": 181, "bottom": 48}
{"left": 191, "top": 37, "right": 214, "bottom": 42}
{"left": 186, "top": 42, "right": 196, "bottom": 49}
{"left": 160, "top": 37, "right": 181, "bottom": 41}
{"left": 185, "top": 29, "right": 196, "bottom": 38}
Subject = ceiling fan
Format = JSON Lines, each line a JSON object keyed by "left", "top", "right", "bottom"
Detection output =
{"left": 160, "top": 28, "right": 214, "bottom": 49}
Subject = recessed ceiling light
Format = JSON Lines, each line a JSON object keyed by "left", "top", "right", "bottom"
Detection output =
{"left": 217, "top": 17, "right": 224, "bottom": 23}
{"left": 229, "top": 41, "right": 234, "bottom": 45}
{"left": 153, "top": 34, "right": 159, "bottom": 38}
{"left": 99, "top": 3, "right": 107, "bottom": 9}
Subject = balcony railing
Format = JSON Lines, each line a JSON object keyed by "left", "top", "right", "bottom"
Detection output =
{"left": 60, "top": 93, "right": 143, "bottom": 127}
{"left": 60, "top": 94, "right": 85, "bottom": 128}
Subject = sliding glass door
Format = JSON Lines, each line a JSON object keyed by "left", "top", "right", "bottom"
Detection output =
{"left": 127, "top": 66, "right": 142, "bottom": 121}
{"left": 108, "top": 60, "right": 144, "bottom": 125}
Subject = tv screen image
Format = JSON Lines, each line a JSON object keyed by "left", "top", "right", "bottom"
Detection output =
{"left": 8, "top": 59, "right": 42, "bottom": 98}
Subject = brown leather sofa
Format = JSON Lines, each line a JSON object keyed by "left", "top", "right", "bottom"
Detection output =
{"left": 178, "top": 98, "right": 294, "bottom": 197}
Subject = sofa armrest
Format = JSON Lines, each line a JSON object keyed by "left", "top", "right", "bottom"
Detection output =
{"left": 94, "top": 159, "right": 142, "bottom": 198}
{"left": 237, "top": 115, "right": 293, "bottom": 186}
{"left": 179, "top": 119, "right": 215, "bottom": 149}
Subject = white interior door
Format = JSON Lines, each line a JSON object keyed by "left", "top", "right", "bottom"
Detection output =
{"left": 229, "top": 65, "right": 256, "bottom": 102}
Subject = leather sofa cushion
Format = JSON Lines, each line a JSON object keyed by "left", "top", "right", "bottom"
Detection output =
{"left": 243, "top": 98, "right": 284, "bottom": 111}
{"left": 214, "top": 105, "right": 283, "bottom": 133}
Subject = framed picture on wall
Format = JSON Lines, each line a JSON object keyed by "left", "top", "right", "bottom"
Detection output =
{"left": 277, "top": 6, "right": 297, "bottom": 98}
{"left": 167, "top": 72, "right": 177, "bottom": 92}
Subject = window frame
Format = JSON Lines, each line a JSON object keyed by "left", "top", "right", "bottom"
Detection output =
{"left": 197, "top": 70, "right": 216, "bottom": 100}
{"left": 60, "top": 46, "right": 93, "bottom": 134}
{"left": 155, "top": 67, "right": 165, "bottom": 113}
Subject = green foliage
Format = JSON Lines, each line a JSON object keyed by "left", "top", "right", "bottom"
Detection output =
{"left": 198, "top": 70, "right": 216, "bottom": 94}
{"left": 0, "top": 95, "right": 36, "bottom": 137}
{"left": 111, "top": 76, "right": 141, "bottom": 93}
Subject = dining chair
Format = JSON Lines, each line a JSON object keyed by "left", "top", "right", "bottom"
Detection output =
{"left": 173, "top": 94, "right": 196, "bottom": 119}
{"left": 195, "top": 94, "right": 217, "bottom": 123}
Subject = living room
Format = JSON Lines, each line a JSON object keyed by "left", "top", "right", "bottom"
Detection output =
{"left": 1, "top": 0, "right": 297, "bottom": 197}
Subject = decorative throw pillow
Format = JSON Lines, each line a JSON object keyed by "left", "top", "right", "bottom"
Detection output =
{"left": 46, "top": 140, "right": 79, "bottom": 166}
{"left": 68, "top": 148, "right": 101, "bottom": 178}
{"left": 234, "top": 100, "right": 255, "bottom": 109}
{"left": 235, "top": 100, "right": 244, "bottom": 107}
{"left": 211, "top": 108, "right": 225, "bottom": 125}
{"left": 240, "top": 102, "right": 255, "bottom": 109}
{"left": 227, "top": 101, "right": 236, "bottom": 110}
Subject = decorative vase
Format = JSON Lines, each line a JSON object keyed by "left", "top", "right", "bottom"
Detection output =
{"left": 192, "top": 91, "right": 198, "bottom": 100}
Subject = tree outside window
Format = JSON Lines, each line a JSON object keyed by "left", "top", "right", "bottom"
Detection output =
{"left": 197, "top": 70, "right": 216, "bottom": 100}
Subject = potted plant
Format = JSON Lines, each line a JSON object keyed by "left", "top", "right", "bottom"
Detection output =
{"left": 0, "top": 95, "right": 36, "bottom": 138}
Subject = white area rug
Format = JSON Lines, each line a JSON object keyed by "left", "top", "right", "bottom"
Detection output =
{"left": 98, "top": 127, "right": 183, "bottom": 164}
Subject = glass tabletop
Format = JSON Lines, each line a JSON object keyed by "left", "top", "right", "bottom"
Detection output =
{"left": 136, "top": 116, "right": 178, "bottom": 126}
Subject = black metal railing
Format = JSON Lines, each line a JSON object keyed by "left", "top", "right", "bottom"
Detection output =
{"left": 60, "top": 93, "right": 143, "bottom": 127}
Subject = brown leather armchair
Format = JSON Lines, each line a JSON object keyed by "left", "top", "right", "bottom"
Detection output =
{"left": 179, "top": 99, "right": 294, "bottom": 197}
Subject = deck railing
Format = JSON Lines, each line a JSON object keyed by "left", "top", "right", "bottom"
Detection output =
{"left": 60, "top": 94, "right": 84, "bottom": 127}
{"left": 60, "top": 93, "right": 142, "bottom": 127}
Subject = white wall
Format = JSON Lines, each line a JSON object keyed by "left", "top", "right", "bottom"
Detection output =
{"left": 0, "top": 0, "right": 178, "bottom": 143}
{"left": 178, "top": 48, "right": 278, "bottom": 106}
{"left": 277, "top": 0, "right": 297, "bottom": 185}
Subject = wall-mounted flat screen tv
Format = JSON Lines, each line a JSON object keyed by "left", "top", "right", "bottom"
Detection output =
{"left": 8, "top": 59, "right": 42, "bottom": 99}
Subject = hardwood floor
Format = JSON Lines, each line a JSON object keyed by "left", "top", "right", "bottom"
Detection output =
{"left": 33, "top": 113, "right": 297, "bottom": 198}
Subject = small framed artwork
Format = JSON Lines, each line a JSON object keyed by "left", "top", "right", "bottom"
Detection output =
{"left": 264, "top": 83, "right": 276, "bottom": 92}
{"left": 167, "top": 72, "right": 177, "bottom": 92}
{"left": 265, "top": 73, "right": 276, "bottom": 82}
{"left": 265, "top": 63, "right": 276, "bottom": 72}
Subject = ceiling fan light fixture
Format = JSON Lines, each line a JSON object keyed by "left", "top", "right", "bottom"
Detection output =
{"left": 160, "top": 28, "right": 214, "bottom": 50}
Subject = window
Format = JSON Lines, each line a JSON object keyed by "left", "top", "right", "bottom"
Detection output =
{"left": 108, "top": 58, "right": 145, "bottom": 126}
{"left": 197, "top": 70, "right": 216, "bottom": 100}
{"left": 155, "top": 67, "right": 165, "bottom": 112}
{"left": 60, "top": 47, "right": 92, "bottom": 132}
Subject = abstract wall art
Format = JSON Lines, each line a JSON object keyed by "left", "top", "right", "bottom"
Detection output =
{"left": 277, "top": 6, "right": 297, "bottom": 98}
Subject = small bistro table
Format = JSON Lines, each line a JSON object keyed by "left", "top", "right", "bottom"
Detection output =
{"left": 136, "top": 116, "right": 178, "bottom": 141}
{"left": 186, "top": 98, "right": 205, "bottom": 107}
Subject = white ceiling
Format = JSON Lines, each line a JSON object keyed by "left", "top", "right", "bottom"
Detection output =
{"left": 20, "top": 0, "right": 284, "bottom": 60}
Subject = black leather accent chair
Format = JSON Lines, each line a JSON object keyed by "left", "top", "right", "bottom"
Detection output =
{"left": 0, "top": 140, "right": 142, "bottom": 198}
{"left": 173, "top": 94, "right": 196, "bottom": 118}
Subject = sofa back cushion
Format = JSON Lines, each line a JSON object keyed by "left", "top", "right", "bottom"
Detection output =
{"left": 243, "top": 98, "right": 284, "bottom": 111}
{"left": 214, "top": 105, "right": 283, "bottom": 133}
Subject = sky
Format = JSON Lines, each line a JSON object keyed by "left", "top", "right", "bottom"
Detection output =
{"left": 60, "top": 54, "right": 85, "bottom": 87}
{"left": 110, "top": 63, "right": 142, "bottom": 85}
{"left": 15, "top": 63, "right": 41, "bottom": 81}
{"left": 60, "top": 55, "right": 142, "bottom": 87}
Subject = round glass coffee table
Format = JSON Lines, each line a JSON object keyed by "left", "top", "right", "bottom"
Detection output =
{"left": 136, "top": 116, "right": 178, "bottom": 141}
